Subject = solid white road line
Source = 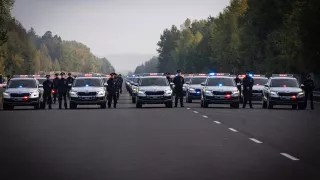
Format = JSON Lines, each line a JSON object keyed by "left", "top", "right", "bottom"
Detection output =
{"left": 249, "top": 138, "right": 263, "bottom": 144}
{"left": 202, "top": 115, "right": 208, "bottom": 118}
{"left": 186, "top": 108, "right": 190, "bottom": 110}
{"left": 229, "top": 128, "right": 238, "bottom": 132}
{"left": 214, "top": 121, "right": 221, "bottom": 124}
{"left": 280, "top": 153, "right": 299, "bottom": 161}
{"left": 193, "top": 111, "right": 199, "bottom": 113}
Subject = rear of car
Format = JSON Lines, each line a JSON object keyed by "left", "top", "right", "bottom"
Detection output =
{"left": 2, "top": 77, "right": 42, "bottom": 110}
{"left": 69, "top": 76, "right": 107, "bottom": 109}
{"left": 135, "top": 76, "right": 173, "bottom": 108}
{"left": 201, "top": 73, "right": 240, "bottom": 108}
{"left": 262, "top": 74, "right": 305, "bottom": 109}
{"left": 186, "top": 74, "right": 208, "bottom": 103}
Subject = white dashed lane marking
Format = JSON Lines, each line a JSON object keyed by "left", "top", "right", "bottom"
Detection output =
{"left": 186, "top": 108, "right": 190, "bottom": 110}
{"left": 213, "top": 121, "right": 221, "bottom": 124}
{"left": 228, "top": 128, "right": 238, "bottom": 132}
{"left": 249, "top": 138, "right": 263, "bottom": 144}
{"left": 202, "top": 115, "right": 208, "bottom": 118}
{"left": 193, "top": 111, "right": 199, "bottom": 114}
{"left": 280, "top": 153, "right": 299, "bottom": 161}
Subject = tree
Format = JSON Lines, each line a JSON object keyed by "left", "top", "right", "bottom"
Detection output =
{"left": 0, "top": 0, "right": 14, "bottom": 46}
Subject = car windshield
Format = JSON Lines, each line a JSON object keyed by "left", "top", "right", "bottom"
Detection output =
{"left": 253, "top": 78, "right": 268, "bottom": 85}
{"left": 102, "top": 78, "right": 109, "bottom": 83}
{"left": 8, "top": 79, "right": 37, "bottom": 88}
{"left": 133, "top": 78, "right": 140, "bottom": 83}
{"left": 184, "top": 77, "right": 191, "bottom": 83}
{"left": 270, "top": 78, "right": 299, "bottom": 88}
{"left": 37, "top": 78, "right": 46, "bottom": 84}
{"left": 191, "top": 77, "right": 207, "bottom": 85}
{"left": 207, "top": 78, "right": 235, "bottom": 86}
{"left": 140, "top": 78, "right": 168, "bottom": 86}
{"left": 74, "top": 78, "right": 102, "bottom": 87}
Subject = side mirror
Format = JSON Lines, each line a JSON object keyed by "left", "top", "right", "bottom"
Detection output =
{"left": 201, "top": 83, "right": 205, "bottom": 86}
{"left": 2, "top": 84, "right": 6, "bottom": 88}
{"left": 264, "top": 84, "right": 269, "bottom": 88}
{"left": 170, "top": 82, "right": 174, "bottom": 86}
{"left": 185, "top": 81, "right": 190, "bottom": 84}
{"left": 104, "top": 82, "right": 108, "bottom": 87}
{"left": 39, "top": 84, "right": 43, "bottom": 88}
{"left": 133, "top": 83, "right": 138, "bottom": 86}
{"left": 300, "top": 84, "right": 304, "bottom": 87}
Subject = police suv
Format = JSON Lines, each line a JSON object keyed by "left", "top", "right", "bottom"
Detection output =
{"left": 134, "top": 73, "right": 173, "bottom": 108}
{"left": 186, "top": 74, "right": 208, "bottom": 103}
{"left": 200, "top": 73, "right": 240, "bottom": 108}
{"left": 182, "top": 74, "right": 193, "bottom": 96}
{"left": 2, "top": 75, "right": 43, "bottom": 110}
{"left": 251, "top": 74, "right": 268, "bottom": 101}
{"left": 130, "top": 76, "right": 142, "bottom": 103}
{"left": 262, "top": 74, "right": 305, "bottom": 109}
{"left": 69, "top": 74, "right": 107, "bottom": 109}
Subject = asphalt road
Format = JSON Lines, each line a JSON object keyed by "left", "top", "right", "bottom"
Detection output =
{"left": 1, "top": 91, "right": 320, "bottom": 180}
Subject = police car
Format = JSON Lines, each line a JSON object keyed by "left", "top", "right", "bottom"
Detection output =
{"left": 130, "top": 76, "right": 142, "bottom": 103}
{"left": 182, "top": 74, "right": 193, "bottom": 96}
{"left": 2, "top": 75, "right": 43, "bottom": 110}
{"left": 102, "top": 75, "right": 110, "bottom": 84}
{"left": 186, "top": 74, "right": 208, "bottom": 103}
{"left": 135, "top": 73, "right": 173, "bottom": 108}
{"left": 200, "top": 73, "right": 240, "bottom": 108}
{"left": 69, "top": 74, "right": 107, "bottom": 109}
{"left": 262, "top": 74, "right": 305, "bottom": 109}
{"left": 251, "top": 74, "right": 268, "bottom": 101}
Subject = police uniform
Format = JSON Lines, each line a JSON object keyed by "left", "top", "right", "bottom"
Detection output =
{"left": 118, "top": 74, "right": 123, "bottom": 94}
{"left": 42, "top": 75, "right": 53, "bottom": 109}
{"left": 57, "top": 72, "right": 68, "bottom": 109}
{"left": 0, "top": 74, "right": 3, "bottom": 84}
{"left": 52, "top": 73, "right": 60, "bottom": 104}
{"left": 66, "top": 73, "right": 74, "bottom": 98}
{"left": 303, "top": 75, "right": 315, "bottom": 109}
{"left": 173, "top": 70, "right": 184, "bottom": 107}
{"left": 242, "top": 73, "right": 254, "bottom": 108}
{"left": 107, "top": 73, "right": 117, "bottom": 108}
{"left": 234, "top": 76, "right": 242, "bottom": 102}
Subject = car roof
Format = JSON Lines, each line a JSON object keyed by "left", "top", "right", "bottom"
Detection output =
{"left": 11, "top": 78, "right": 36, "bottom": 80}
{"left": 75, "top": 77, "right": 101, "bottom": 79}
{"left": 141, "top": 76, "right": 165, "bottom": 78}
{"left": 208, "top": 76, "right": 233, "bottom": 79}
{"left": 192, "top": 76, "right": 208, "bottom": 78}
{"left": 270, "top": 77, "right": 296, "bottom": 80}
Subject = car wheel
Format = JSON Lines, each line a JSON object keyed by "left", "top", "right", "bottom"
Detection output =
{"left": 100, "top": 103, "right": 106, "bottom": 109}
{"left": 292, "top": 104, "right": 298, "bottom": 109}
{"left": 203, "top": 100, "right": 209, "bottom": 108}
{"left": 231, "top": 103, "right": 239, "bottom": 108}
{"left": 3, "top": 104, "right": 13, "bottom": 110}
{"left": 262, "top": 99, "right": 267, "bottom": 109}
{"left": 298, "top": 103, "right": 306, "bottom": 110}
{"left": 165, "top": 102, "right": 173, "bottom": 108}
{"left": 132, "top": 97, "right": 136, "bottom": 103}
{"left": 267, "top": 98, "right": 273, "bottom": 109}
{"left": 70, "top": 103, "right": 77, "bottom": 109}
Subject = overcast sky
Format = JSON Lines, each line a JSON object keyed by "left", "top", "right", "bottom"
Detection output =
{"left": 12, "top": 0, "right": 229, "bottom": 71}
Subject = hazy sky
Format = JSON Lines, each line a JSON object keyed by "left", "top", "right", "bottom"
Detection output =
{"left": 12, "top": 0, "right": 229, "bottom": 71}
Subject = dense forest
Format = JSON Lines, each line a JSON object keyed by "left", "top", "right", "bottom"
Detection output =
{"left": 134, "top": 56, "right": 158, "bottom": 74}
{"left": 0, "top": 0, "right": 115, "bottom": 75}
{"left": 134, "top": 0, "right": 319, "bottom": 76}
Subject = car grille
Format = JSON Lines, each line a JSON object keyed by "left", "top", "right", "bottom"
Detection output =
{"left": 252, "top": 90, "right": 262, "bottom": 93}
{"left": 278, "top": 92, "right": 297, "bottom": 96}
{"left": 77, "top": 92, "right": 97, "bottom": 96}
{"left": 10, "top": 93, "right": 30, "bottom": 97}
{"left": 212, "top": 91, "right": 232, "bottom": 95}
{"left": 145, "top": 91, "right": 164, "bottom": 95}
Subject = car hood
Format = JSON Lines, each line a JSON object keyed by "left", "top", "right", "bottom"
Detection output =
{"left": 138, "top": 86, "right": 171, "bottom": 91}
{"left": 6, "top": 88, "right": 39, "bottom": 93}
{"left": 206, "top": 86, "right": 237, "bottom": 92}
{"left": 188, "top": 85, "right": 203, "bottom": 89}
{"left": 72, "top": 87, "right": 105, "bottom": 92}
{"left": 253, "top": 85, "right": 265, "bottom": 91}
{"left": 270, "top": 87, "right": 302, "bottom": 93}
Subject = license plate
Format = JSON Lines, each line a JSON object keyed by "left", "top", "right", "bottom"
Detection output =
{"left": 13, "top": 98, "right": 23, "bottom": 101}
{"left": 281, "top": 96, "right": 291, "bottom": 100}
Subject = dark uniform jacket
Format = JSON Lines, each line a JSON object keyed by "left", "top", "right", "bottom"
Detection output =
{"left": 173, "top": 76, "right": 184, "bottom": 90}
{"left": 43, "top": 79, "right": 53, "bottom": 92}
{"left": 116, "top": 77, "right": 123, "bottom": 88}
{"left": 166, "top": 76, "right": 172, "bottom": 83}
{"left": 53, "top": 77, "right": 59, "bottom": 89}
{"left": 303, "top": 79, "right": 315, "bottom": 92}
{"left": 242, "top": 75, "right": 254, "bottom": 91}
{"left": 107, "top": 78, "right": 117, "bottom": 93}
{"left": 57, "top": 78, "right": 68, "bottom": 93}
{"left": 66, "top": 77, "right": 74, "bottom": 87}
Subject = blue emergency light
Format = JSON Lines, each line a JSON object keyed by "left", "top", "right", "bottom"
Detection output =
{"left": 219, "top": 83, "right": 222, "bottom": 86}
{"left": 209, "top": 73, "right": 215, "bottom": 76}
{"left": 19, "top": 85, "right": 22, "bottom": 88}
{"left": 85, "top": 84, "right": 89, "bottom": 87}
{"left": 249, "top": 74, "right": 253, "bottom": 77}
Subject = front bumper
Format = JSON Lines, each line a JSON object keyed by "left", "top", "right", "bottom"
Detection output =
{"left": 3, "top": 98, "right": 40, "bottom": 106}
{"left": 70, "top": 96, "right": 106, "bottom": 105}
{"left": 187, "top": 92, "right": 201, "bottom": 100}
{"left": 269, "top": 97, "right": 304, "bottom": 105}
{"left": 252, "top": 93, "right": 263, "bottom": 101}
{"left": 205, "top": 96, "right": 239, "bottom": 104}
{"left": 137, "top": 95, "right": 172, "bottom": 104}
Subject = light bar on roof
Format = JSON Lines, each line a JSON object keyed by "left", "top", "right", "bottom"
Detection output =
{"left": 13, "top": 75, "right": 31, "bottom": 78}
{"left": 85, "top": 74, "right": 92, "bottom": 77}
{"left": 253, "top": 74, "right": 266, "bottom": 77}
{"left": 197, "top": 73, "right": 207, "bottom": 76}
{"left": 209, "top": 73, "right": 230, "bottom": 76}
{"left": 149, "top": 73, "right": 158, "bottom": 75}
{"left": 272, "top": 74, "right": 293, "bottom": 77}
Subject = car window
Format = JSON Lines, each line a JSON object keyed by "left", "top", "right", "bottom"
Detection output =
{"left": 8, "top": 79, "right": 37, "bottom": 88}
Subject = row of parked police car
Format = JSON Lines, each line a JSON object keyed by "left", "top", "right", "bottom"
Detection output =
{"left": 1, "top": 74, "right": 111, "bottom": 110}
{"left": 125, "top": 72, "right": 307, "bottom": 109}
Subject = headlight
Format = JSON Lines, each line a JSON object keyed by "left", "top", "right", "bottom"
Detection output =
{"left": 164, "top": 89, "right": 172, "bottom": 96}
{"left": 69, "top": 91, "right": 78, "bottom": 97}
{"left": 96, "top": 90, "right": 106, "bottom": 97}
{"left": 204, "top": 89, "right": 213, "bottom": 96}
{"left": 297, "top": 91, "right": 304, "bottom": 97}
{"left": 137, "top": 90, "right": 146, "bottom": 96}
{"left": 231, "top": 90, "right": 239, "bottom": 97}
{"left": 189, "top": 88, "right": 196, "bottom": 93}
{"left": 30, "top": 92, "right": 39, "bottom": 98}
{"left": 270, "top": 91, "right": 279, "bottom": 97}
{"left": 3, "top": 92, "right": 10, "bottom": 98}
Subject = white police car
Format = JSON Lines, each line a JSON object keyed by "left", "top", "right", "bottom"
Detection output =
{"left": 186, "top": 74, "right": 208, "bottom": 103}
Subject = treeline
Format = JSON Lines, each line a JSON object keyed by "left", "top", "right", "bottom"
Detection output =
{"left": 0, "top": 0, "right": 115, "bottom": 75}
{"left": 156, "top": 0, "right": 320, "bottom": 75}
{"left": 134, "top": 56, "right": 158, "bottom": 74}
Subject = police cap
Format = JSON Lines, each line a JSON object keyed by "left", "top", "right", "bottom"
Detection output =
{"left": 68, "top": 72, "right": 72, "bottom": 75}
{"left": 55, "top": 73, "right": 59, "bottom": 76}
{"left": 60, "top": 72, "right": 65, "bottom": 75}
{"left": 177, "top": 70, "right": 181, "bottom": 73}
{"left": 46, "top": 75, "right": 50, "bottom": 78}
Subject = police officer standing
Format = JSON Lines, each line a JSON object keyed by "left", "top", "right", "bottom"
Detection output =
{"left": 52, "top": 73, "right": 60, "bottom": 104}
{"left": 234, "top": 74, "right": 242, "bottom": 103}
{"left": 0, "top": 74, "right": 3, "bottom": 84}
{"left": 6, "top": 75, "right": 11, "bottom": 84}
{"left": 107, "top": 73, "right": 117, "bottom": 108}
{"left": 66, "top": 72, "right": 74, "bottom": 98}
{"left": 118, "top": 74, "right": 123, "bottom": 94}
{"left": 242, "top": 70, "right": 254, "bottom": 108}
{"left": 57, "top": 72, "right": 68, "bottom": 109}
{"left": 42, "top": 75, "right": 53, "bottom": 109}
{"left": 173, "top": 70, "right": 184, "bottom": 107}
{"left": 166, "top": 73, "right": 172, "bottom": 83}
{"left": 303, "top": 74, "right": 315, "bottom": 110}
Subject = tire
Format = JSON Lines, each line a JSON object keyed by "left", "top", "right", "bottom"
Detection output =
{"left": 187, "top": 95, "right": 192, "bottom": 103}
{"left": 203, "top": 100, "right": 209, "bottom": 108}
{"left": 292, "top": 104, "right": 298, "bottom": 109}
{"left": 100, "top": 103, "right": 107, "bottom": 109}
{"left": 165, "top": 102, "right": 173, "bottom": 108}
{"left": 70, "top": 103, "right": 77, "bottom": 109}
{"left": 262, "top": 99, "right": 267, "bottom": 109}
{"left": 3, "top": 104, "right": 13, "bottom": 110}
{"left": 267, "top": 98, "right": 273, "bottom": 109}
{"left": 298, "top": 103, "right": 306, "bottom": 110}
{"left": 34, "top": 102, "right": 40, "bottom": 110}
{"left": 136, "top": 102, "right": 142, "bottom": 108}
{"left": 132, "top": 97, "right": 136, "bottom": 103}
{"left": 200, "top": 100, "right": 203, "bottom": 107}
{"left": 231, "top": 103, "right": 239, "bottom": 108}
